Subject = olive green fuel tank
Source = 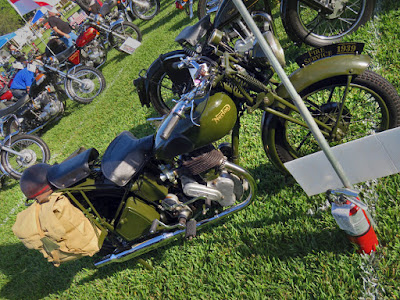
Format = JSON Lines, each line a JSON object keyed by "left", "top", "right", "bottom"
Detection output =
{"left": 154, "top": 92, "right": 237, "bottom": 160}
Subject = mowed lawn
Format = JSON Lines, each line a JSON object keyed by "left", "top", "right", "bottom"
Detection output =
{"left": 0, "top": 0, "right": 399, "bottom": 299}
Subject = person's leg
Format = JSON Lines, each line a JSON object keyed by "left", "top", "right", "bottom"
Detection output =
{"left": 11, "top": 89, "right": 27, "bottom": 99}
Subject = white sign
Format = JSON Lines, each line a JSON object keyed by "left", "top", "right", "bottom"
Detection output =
{"left": 119, "top": 37, "right": 141, "bottom": 55}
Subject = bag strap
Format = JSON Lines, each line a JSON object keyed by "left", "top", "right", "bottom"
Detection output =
{"left": 35, "top": 202, "right": 61, "bottom": 267}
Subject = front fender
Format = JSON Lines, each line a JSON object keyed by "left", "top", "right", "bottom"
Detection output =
{"left": 276, "top": 54, "right": 371, "bottom": 99}
{"left": 261, "top": 54, "right": 371, "bottom": 172}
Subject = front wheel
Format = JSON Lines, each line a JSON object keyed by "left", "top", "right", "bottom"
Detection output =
{"left": 65, "top": 66, "right": 106, "bottom": 104}
{"left": 130, "top": 0, "right": 160, "bottom": 20}
{"left": 109, "top": 21, "right": 142, "bottom": 51}
{"left": 1, "top": 134, "right": 51, "bottom": 180}
{"left": 281, "top": 0, "right": 376, "bottom": 47}
{"left": 263, "top": 70, "right": 400, "bottom": 173}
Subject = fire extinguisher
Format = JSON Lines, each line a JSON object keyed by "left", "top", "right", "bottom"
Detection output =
{"left": 327, "top": 188, "right": 379, "bottom": 254}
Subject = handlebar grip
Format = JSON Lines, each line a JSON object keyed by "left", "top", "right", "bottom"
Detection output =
{"left": 160, "top": 113, "right": 181, "bottom": 140}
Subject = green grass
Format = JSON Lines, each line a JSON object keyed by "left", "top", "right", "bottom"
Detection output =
{"left": 0, "top": 0, "right": 400, "bottom": 299}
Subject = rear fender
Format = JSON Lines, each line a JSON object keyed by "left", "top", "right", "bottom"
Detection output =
{"left": 135, "top": 50, "right": 190, "bottom": 107}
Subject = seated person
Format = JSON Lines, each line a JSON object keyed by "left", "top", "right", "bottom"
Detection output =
{"left": 47, "top": 9, "right": 78, "bottom": 48}
{"left": 9, "top": 64, "right": 38, "bottom": 99}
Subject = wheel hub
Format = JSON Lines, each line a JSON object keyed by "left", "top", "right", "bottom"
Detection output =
{"left": 326, "top": 0, "right": 348, "bottom": 19}
{"left": 318, "top": 102, "right": 351, "bottom": 141}
{"left": 80, "top": 79, "right": 95, "bottom": 93}
{"left": 16, "top": 149, "right": 37, "bottom": 168}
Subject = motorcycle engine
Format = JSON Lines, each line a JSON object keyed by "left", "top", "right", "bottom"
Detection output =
{"left": 210, "top": 12, "right": 285, "bottom": 67}
{"left": 179, "top": 146, "right": 244, "bottom": 207}
{"left": 81, "top": 40, "right": 105, "bottom": 67}
{"left": 32, "top": 91, "right": 63, "bottom": 121}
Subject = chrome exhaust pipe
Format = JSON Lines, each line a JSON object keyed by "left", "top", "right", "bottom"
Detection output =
{"left": 94, "top": 161, "right": 256, "bottom": 268}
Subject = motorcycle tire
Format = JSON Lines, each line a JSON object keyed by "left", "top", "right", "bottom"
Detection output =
{"left": 1, "top": 134, "right": 51, "bottom": 180}
{"left": 281, "top": 0, "right": 376, "bottom": 47}
{"left": 263, "top": 70, "right": 400, "bottom": 174}
{"left": 109, "top": 21, "right": 142, "bottom": 52}
{"left": 65, "top": 65, "right": 106, "bottom": 104}
{"left": 130, "top": 0, "right": 160, "bottom": 21}
{"left": 197, "top": 0, "right": 220, "bottom": 20}
{"left": 148, "top": 67, "right": 188, "bottom": 116}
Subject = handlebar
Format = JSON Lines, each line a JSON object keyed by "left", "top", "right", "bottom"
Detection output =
{"left": 160, "top": 112, "right": 181, "bottom": 140}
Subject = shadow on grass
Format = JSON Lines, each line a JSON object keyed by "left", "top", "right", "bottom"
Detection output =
{"left": 0, "top": 243, "right": 95, "bottom": 300}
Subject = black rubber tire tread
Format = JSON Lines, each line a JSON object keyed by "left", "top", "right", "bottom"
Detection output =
{"left": 148, "top": 67, "right": 181, "bottom": 116}
{"left": 1, "top": 134, "right": 51, "bottom": 180}
{"left": 270, "top": 70, "right": 400, "bottom": 168}
{"left": 282, "top": 0, "right": 376, "bottom": 47}
{"left": 65, "top": 65, "right": 106, "bottom": 104}
{"left": 108, "top": 21, "right": 142, "bottom": 51}
{"left": 130, "top": 0, "right": 160, "bottom": 21}
{"left": 197, "top": 0, "right": 207, "bottom": 20}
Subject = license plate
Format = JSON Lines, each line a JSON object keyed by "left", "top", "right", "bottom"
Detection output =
{"left": 295, "top": 42, "right": 365, "bottom": 67}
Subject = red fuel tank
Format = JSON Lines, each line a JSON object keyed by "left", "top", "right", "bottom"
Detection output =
{"left": 76, "top": 27, "right": 99, "bottom": 47}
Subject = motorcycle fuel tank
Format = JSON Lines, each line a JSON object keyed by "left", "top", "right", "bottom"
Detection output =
{"left": 76, "top": 27, "right": 99, "bottom": 47}
{"left": 154, "top": 92, "right": 237, "bottom": 160}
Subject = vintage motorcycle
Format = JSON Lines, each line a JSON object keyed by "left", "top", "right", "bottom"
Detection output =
{"left": 134, "top": 7, "right": 400, "bottom": 173}
{"left": 46, "top": 0, "right": 142, "bottom": 69}
{"left": 19, "top": 65, "right": 256, "bottom": 267}
{"left": 0, "top": 69, "right": 65, "bottom": 137}
{"left": 0, "top": 133, "right": 50, "bottom": 180}
{"left": 0, "top": 59, "right": 105, "bottom": 137}
{"left": 197, "top": 0, "right": 376, "bottom": 47}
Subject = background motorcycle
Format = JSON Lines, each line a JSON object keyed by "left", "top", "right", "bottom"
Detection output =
{"left": 198, "top": 0, "right": 376, "bottom": 47}
{"left": 135, "top": 9, "right": 400, "bottom": 173}
{"left": 46, "top": 0, "right": 142, "bottom": 69}
{"left": 24, "top": 67, "right": 256, "bottom": 267}
{"left": 0, "top": 133, "right": 50, "bottom": 181}
{"left": 0, "top": 65, "right": 66, "bottom": 137}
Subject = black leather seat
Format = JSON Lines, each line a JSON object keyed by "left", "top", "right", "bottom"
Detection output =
{"left": 101, "top": 131, "right": 154, "bottom": 186}
{"left": 47, "top": 148, "right": 99, "bottom": 189}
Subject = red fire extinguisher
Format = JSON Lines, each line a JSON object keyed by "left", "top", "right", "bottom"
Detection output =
{"left": 328, "top": 189, "right": 379, "bottom": 254}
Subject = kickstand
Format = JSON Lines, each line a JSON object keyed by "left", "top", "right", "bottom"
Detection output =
{"left": 137, "top": 258, "right": 153, "bottom": 271}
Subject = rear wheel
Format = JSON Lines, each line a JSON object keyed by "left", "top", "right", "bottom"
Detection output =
{"left": 263, "top": 70, "right": 400, "bottom": 173}
{"left": 148, "top": 67, "right": 185, "bottom": 116}
{"left": 109, "top": 21, "right": 142, "bottom": 51}
{"left": 1, "top": 134, "right": 51, "bottom": 180}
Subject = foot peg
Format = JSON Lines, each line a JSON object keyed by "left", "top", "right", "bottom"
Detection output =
{"left": 185, "top": 219, "right": 197, "bottom": 240}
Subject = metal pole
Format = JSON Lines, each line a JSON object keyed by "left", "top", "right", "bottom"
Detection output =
{"left": 232, "top": 0, "right": 352, "bottom": 188}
